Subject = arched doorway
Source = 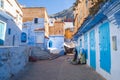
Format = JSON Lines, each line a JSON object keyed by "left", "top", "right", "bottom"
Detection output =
{"left": 49, "top": 40, "right": 53, "bottom": 48}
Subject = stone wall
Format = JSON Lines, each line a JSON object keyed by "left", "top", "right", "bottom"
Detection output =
{"left": 0, "top": 46, "right": 29, "bottom": 80}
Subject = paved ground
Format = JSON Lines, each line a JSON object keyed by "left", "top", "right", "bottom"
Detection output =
{"left": 11, "top": 55, "right": 106, "bottom": 80}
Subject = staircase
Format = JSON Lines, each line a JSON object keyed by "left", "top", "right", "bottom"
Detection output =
{"left": 30, "top": 47, "right": 51, "bottom": 60}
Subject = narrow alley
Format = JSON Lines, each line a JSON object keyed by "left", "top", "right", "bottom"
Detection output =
{"left": 11, "top": 55, "right": 105, "bottom": 80}
{"left": 0, "top": 0, "right": 120, "bottom": 80}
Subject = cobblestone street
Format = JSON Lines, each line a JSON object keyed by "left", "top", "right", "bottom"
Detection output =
{"left": 11, "top": 55, "right": 106, "bottom": 80}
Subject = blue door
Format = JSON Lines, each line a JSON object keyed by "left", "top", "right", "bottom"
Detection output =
{"left": 49, "top": 40, "right": 52, "bottom": 48}
{"left": 90, "top": 30, "right": 96, "bottom": 69}
{"left": 84, "top": 33, "right": 88, "bottom": 59}
{"left": 0, "top": 22, "right": 5, "bottom": 45}
{"left": 99, "top": 22, "right": 111, "bottom": 73}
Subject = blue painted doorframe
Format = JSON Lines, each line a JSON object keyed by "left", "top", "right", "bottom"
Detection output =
{"left": 84, "top": 33, "right": 88, "bottom": 59}
{"left": 90, "top": 30, "right": 96, "bottom": 69}
{"left": 99, "top": 22, "right": 111, "bottom": 73}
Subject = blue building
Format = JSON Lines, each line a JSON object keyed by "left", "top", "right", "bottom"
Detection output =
{"left": 73, "top": 0, "right": 120, "bottom": 80}
{"left": 0, "top": 0, "right": 23, "bottom": 46}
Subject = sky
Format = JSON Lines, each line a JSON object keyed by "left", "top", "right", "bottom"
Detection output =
{"left": 17, "top": 0, "right": 75, "bottom": 15}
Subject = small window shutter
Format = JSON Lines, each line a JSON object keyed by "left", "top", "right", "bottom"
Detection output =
{"left": 34, "top": 18, "right": 38, "bottom": 23}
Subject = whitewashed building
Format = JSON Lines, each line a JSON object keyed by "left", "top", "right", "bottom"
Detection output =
{"left": 48, "top": 18, "right": 65, "bottom": 54}
{"left": 21, "top": 7, "right": 49, "bottom": 49}
{"left": 0, "top": 0, "right": 23, "bottom": 46}
{"left": 73, "top": 0, "right": 120, "bottom": 80}
{"left": 22, "top": 18, "right": 48, "bottom": 49}
{"left": 64, "top": 22, "right": 74, "bottom": 30}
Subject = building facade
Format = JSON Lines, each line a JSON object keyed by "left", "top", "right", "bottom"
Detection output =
{"left": 22, "top": 7, "right": 49, "bottom": 49}
{"left": 22, "top": 7, "right": 49, "bottom": 37}
{"left": 73, "top": 0, "right": 120, "bottom": 80}
{"left": 49, "top": 20, "right": 64, "bottom": 36}
{"left": 48, "top": 18, "right": 64, "bottom": 54}
{"left": 0, "top": 0, "right": 23, "bottom": 46}
{"left": 64, "top": 22, "right": 74, "bottom": 40}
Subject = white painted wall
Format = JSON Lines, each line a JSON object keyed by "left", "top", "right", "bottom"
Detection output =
{"left": 64, "top": 22, "right": 74, "bottom": 29}
{"left": 108, "top": 16, "right": 120, "bottom": 80}
{"left": 49, "top": 18, "right": 55, "bottom": 26}
{"left": 3, "top": 0, "right": 23, "bottom": 30}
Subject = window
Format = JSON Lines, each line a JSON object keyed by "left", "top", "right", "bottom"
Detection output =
{"left": 34, "top": 18, "right": 38, "bottom": 24}
{"left": 21, "top": 32, "right": 27, "bottom": 42}
{"left": 0, "top": 21, "right": 5, "bottom": 45}
{"left": 51, "top": 21, "right": 53, "bottom": 24}
{"left": 0, "top": 0, "right": 4, "bottom": 8}
{"left": 8, "top": 28, "right": 11, "bottom": 35}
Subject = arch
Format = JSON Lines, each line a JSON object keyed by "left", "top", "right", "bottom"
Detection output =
{"left": 49, "top": 40, "right": 53, "bottom": 48}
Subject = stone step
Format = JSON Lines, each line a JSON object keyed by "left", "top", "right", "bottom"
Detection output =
{"left": 30, "top": 47, "right": 51, "bottom": 60}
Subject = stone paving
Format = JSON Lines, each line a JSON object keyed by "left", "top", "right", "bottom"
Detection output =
{"left": 11, "top": 55, "right": 106, "bottom": 80}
